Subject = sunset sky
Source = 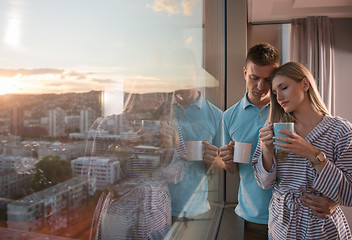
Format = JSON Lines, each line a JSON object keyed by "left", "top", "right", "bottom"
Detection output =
{"left": 0, "top": 0, "right": 217, "bottom": 95}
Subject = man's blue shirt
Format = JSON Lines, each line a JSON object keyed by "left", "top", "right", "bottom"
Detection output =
{"left": 169, "top": 93, "right": 223, "bottom": 217}
{"left": 223, "top": 92, "right": 272, "bottom": 224}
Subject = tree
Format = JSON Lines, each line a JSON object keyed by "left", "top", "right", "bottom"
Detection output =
{"left": 30, "top": 155, "right": 73, "bottom": 192}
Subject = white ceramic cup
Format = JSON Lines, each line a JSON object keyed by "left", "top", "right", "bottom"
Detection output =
{"left": 233, "top": 142, "right": 252, "bottom": 164}
{"left": 186, "top": 141, "right": 204, "bottom": 161}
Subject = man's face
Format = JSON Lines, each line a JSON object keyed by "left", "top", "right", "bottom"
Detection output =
{"left": 174, "top": 89, "right": 198, "bottom": 103}
{"left": 243, "top": 61, "right": 276, "bottom": 107}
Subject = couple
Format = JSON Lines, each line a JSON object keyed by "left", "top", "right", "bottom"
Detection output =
{"left": 218, "top": 43, "right": 352, "bottom": 239}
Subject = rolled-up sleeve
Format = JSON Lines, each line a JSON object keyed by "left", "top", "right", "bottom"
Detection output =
{"left": 252, "top": 141, "right": 277, "bottom": 189}
{"left": 312, "top": 130, "right": 352, "bottom": 207}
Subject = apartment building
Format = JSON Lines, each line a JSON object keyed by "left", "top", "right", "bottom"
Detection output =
{"left": 71, "top": 156, "right": 120, "bottom": 189}
{"left": 7, "top": 176, "right": 89, "bottom": 230}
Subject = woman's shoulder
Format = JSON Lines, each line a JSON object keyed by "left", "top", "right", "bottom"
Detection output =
{"left": 324, "top": 115, "right": 352, "bottom": 134}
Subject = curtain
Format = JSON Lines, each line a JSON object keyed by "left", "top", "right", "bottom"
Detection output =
{"left": 290, "top": 16, "right": 335, "bottom": 115}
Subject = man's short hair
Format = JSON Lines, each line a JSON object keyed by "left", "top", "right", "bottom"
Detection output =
{"left": 246, "top": 43, "right": 280, "bottom": 67}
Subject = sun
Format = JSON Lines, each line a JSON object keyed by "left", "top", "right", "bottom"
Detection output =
{"left": 0, "top": 77, "right": 18, "bottom": 95}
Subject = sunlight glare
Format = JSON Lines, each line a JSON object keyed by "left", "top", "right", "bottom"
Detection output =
{"left": 4, "top": 9, "right": 21, "bottom": 47}
{"left": 0, "top": 77, "right": 18, "bottom": 95}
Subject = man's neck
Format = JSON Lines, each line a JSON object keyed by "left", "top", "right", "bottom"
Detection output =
{"left": 175, "top": 90, "right": 200, "bottom": 108}
{"left": 255, "top": 100, "right": 269, "bottom": 110}
{"left": 247, "top": 95, "right": 270, "bottom": 110}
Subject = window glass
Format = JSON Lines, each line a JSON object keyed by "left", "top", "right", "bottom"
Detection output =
{"left": 0, "top": 0, "right": 225, "bottom": 239}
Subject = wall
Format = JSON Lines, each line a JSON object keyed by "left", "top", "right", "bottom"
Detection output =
{"left": 225, "top": 0, "right": 247, "bottom": 204}
{"left": 248, "top": 24, "right": 281, "bottom": 53}
{"left": 332, "top": 18, "right": 352, "bottom": 228}
{"left": 333, "top": 18, "right": 352, "bottom": 122}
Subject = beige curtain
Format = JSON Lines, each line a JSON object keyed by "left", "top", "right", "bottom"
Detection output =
{"left": 290, "top": 16, "right": 335, "bottom": 115}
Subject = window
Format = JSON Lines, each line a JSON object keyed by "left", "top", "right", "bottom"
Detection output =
{"left": 0, "top": 0, "right": 226, "bottom": 239}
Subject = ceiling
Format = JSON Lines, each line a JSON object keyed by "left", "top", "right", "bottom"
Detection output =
{"left": 248, "top": 0, "right": 352, "bottom": 23}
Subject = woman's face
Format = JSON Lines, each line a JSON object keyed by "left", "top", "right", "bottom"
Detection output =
{"left": 271, "top": 75, "right": 307, "bottom": 113}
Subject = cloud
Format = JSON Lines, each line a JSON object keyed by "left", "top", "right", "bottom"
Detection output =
{"left": 0, "top": 64, "right": 217, "bottom": 95}
{"left": 146, "top": 0, "right": 180, "bottom": 15}
{"left": 0, "top": 67, "right": 108, "bottom": 94}
{"left": 146, "top": 0, "right": 198, "bottom": 16}
{"left": 185, "top": 36, "right": 193, "bottom": 44}
{"left": 62, "top": 70, "right": 87, "bottom": 80}
{"left": 181, "top": 0, "right": 197, "bottom": 16}
{"left": 0, "top": 68, "right": 64, "bottom": 77}
{"left": 91, "top": 78, "right": 114, "bottom": 84}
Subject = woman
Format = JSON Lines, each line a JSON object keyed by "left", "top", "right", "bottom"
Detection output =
{"left": 252, "top": 62, "right": 352, "bottom": 239}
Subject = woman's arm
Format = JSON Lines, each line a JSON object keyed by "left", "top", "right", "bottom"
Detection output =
{"left": 276, "top": 123, "right": 352, "bottom": 207}
{"left": 252, "top": 123, "right": 277, "bottom": 189}
{"left": 259, "top": 123, "right": 275, "bottom": 172}
{"left": 159, "top": 121, "right": 187, "bottom": 184}
{"left": 313, "top": 129, "right": 352, "bottom": 207}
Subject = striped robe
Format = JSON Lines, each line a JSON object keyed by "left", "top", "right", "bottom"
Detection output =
{"left": 90, "top": 114, "right": 187, "bottom": 240}
{"left": 252, "top": 116, "right": 352, "bottom": 240}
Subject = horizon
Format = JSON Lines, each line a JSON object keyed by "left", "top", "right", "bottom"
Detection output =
{"left": 0, "top": 0, "right": 207, "bottom": 95}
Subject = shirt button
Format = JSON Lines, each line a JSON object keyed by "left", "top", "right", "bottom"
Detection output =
{"left": 259, "top": 113, "right": 262, "bottom": 116}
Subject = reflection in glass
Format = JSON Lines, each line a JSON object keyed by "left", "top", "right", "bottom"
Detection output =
{"left": 87, "top": 92, "right": 187, "bottom": 239}
{"left": 169, "top": 89, "right": 223, "bottom": 220}
{"left": 162, "top": 47, "right": 223, "bottom": 221}
{"left": 0, "top": 0, "right": 224, "bottom": 239}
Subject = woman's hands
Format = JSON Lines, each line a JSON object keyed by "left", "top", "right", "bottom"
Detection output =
{"left": 273, "top": 129, "right": 328, "bottom": 173}
{"left": 259, "top": 123, "right": 275, "bottom": 172}
{"left": 159, "top": 121, "right": 179, "bottom": 149}
{"left": 259, "top": 123, "right": 275, "bottom": 150}
{"left": 259, "top": 123, "right": 319, "bottom": 160}
{"left": 273, "top": 130, "right": 318, "bottom": 161}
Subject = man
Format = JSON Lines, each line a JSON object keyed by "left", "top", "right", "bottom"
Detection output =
{"left": 169, "top": 88, "right": 223, "bottom": 220}
{"left": 219, "top": 43, "right": 338, "bottom": 239}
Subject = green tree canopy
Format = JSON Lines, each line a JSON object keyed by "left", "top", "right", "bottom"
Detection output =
{"left": 30, "top": 155, "right": 73, "bottom": 192}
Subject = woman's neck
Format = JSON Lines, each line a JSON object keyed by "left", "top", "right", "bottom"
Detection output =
{"left": 293, "top": 104, "right": 324, "bottom": 138}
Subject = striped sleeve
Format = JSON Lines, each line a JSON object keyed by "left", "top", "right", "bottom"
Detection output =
{"left": 252, "top": 141, "right": 277, "bottom": 189}
{"left": 313, "top": 124, "right": 352, "bottom": 207}
{"left": 175, "top": 124, "right": 187, "bottom": 159}
{"left": 160, "top": 123, "right": 187, "bottom": 184}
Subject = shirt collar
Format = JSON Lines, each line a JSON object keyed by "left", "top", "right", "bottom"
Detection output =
{"left": 242, "top": 92, "right": 253, "bottom": 109}
{"left": 173, "top": 91, "right": 203, "bottom": 110}
{"left": 242, "top": 92, "right": 270, "bottom": 109}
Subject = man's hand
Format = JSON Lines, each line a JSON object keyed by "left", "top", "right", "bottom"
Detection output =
{"left": 203, "top": 140, "right": 220, "bottom": 168}
{"left": 300, "top": 188, "right": 339, "bottom": 218}
{"left": 219, "top": 141, "right": 237, "bottom": 174}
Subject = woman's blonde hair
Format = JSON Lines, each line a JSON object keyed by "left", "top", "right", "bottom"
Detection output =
{"left": 269, "top": 62, "right": 329, "bottom": 123}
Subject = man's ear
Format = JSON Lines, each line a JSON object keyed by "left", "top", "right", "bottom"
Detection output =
{"left": 243, "top": 66, "right": 247, "bottom": 80}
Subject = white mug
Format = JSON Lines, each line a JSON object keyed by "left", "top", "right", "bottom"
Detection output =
{"left": 233, "top": 142, "right": 251, "bottom": 164}
{"left": 186, "top": 141, "right": 204, "bottom": 161}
